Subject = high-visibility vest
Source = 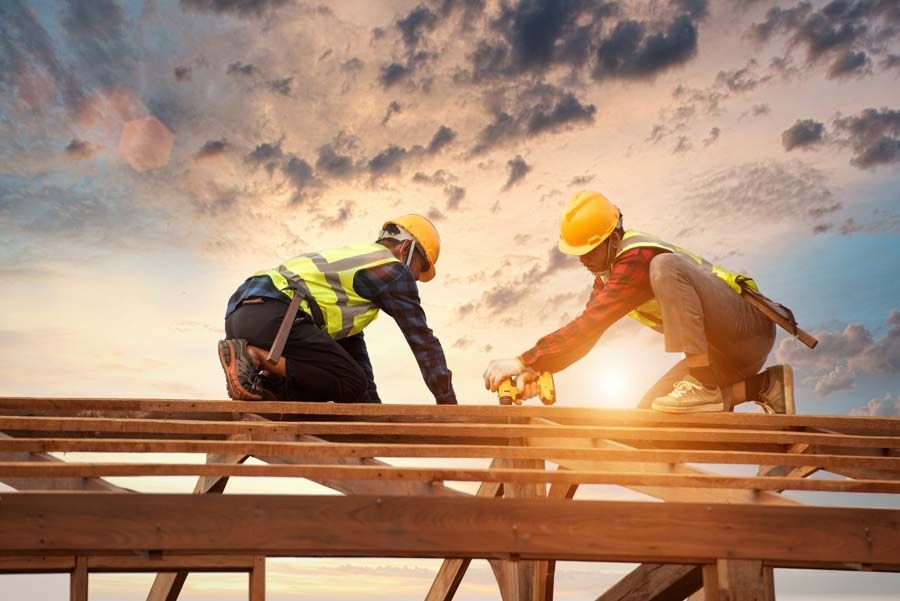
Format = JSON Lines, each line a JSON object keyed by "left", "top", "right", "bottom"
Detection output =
{"left": 257, "top": 242, "right": 399, "bottom": 340}
{"left": 609, "top": 230, "right": 758, "bottom": 331}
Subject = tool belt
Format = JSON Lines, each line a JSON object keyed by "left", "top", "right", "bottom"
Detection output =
{"left": 736, "top": 277, "right": 818, "bottom": 349}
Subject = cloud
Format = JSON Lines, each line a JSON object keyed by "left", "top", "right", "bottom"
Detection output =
{"left": 368, "top": 145, "right": 411, "bottom": 177}
{"left": 180, "top": 0, "right": 290, "bottom": 18}
{"left": 195, "top": 138, "right": 229, "bottom": 159}
{"left": 427, "top": 125, "right": 456, "bottom": 154}
{"left": 782, "top": 118, "right": 826, "bottom": 151}
{"left": 832, "top": 107, "right": 900, "bottom": 169}
{"left": 396, "top": 5, "right": 439, "bottom": 48}
{"left": 426, "top": 206, "right": 446, "bottom": 221}
{"left": 473, "top": 84, "right": 596, "bottom": 154}
{"left": 673, "top": 136, "right": 692, "bottom": 154}
{"left": 702, "top": 126, "right": 720, "bottom": 146}
{"left": 315, "top": 144, "right": 355, "bottom": 179}
{"left": 743, "top": 103, "right": 771, "bottom": 119}
{"left": 227, "top": 61, "right": 259, "bottom": 77}
{"left": 267, "top": 77, "right": 293, "bottom": 96}
{"left": 452, "top": 336, "right": 473, "bottom": 350}
{"left": 503, "top": 155, "right": 531, "bottom": 190}
{"left": 380, "top": 62, "right": 411, "bottom": 88}
{"left": 281, "top": 155, "right": 318, "bottom": 203}
{"left": 882, "top": 54, "right": 900, "bottom": 74}
{"left": 827, "top": 49, "right": 872, "bottom": 79}
{"left": 776, "top": 309, "right": 900, "bottom": 396}
{"left": 321, "top": 200, "right": 354, "bottom": 229}
{"left": 174, "top": 65, "right": 192, "bottom": 82}
{"left": 593, "top": 14, "right": 699, "bottom": 81}
{"left": 444, "top": 185, "right": 465, "bottom": 210}
{"left": 245, "top": 137, "right": 285, "bottom": 174}
{"left": 64, "top": 138, "right": 101, "bottom": 161}
{"left": 715, "top": 59, "right": 772, "bottom": 93}
{"left": 381, "top": 101, "right": 401, "bottom": 125}
{"left": 569, "top": 174, "right": 595, "bottom": 186}
{"left": 850, "top": 394, "right": 900, "bottom": 417}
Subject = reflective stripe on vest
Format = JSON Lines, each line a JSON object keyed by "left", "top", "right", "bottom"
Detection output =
{"left": 258, "top": 243, "right": 399, "bottom": 340}
{"left": 611, "top": 230, "right": 758, "bottom": 331}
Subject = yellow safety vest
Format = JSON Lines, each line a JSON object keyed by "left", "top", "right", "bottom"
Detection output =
{"left": 257, "top": 242, "right": 399, "bottom": 340}
{"left": 610, "top": 230, "right": 758, "bottom": 331}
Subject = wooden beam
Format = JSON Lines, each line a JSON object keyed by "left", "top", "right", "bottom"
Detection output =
{"left": 249, "top": 556, "right": 265, "bottom": 601}
{"left": 3, "top": 438, "right": 898, "bottom": 472}
{"left": 0, "top": 555, "right": 75, "bottom": 573}
{"left": 3, "top": 494, "right": 899, "bottom": 568}
{"left": 702, "top": 560, "right": 773, "bottom": 601}
{"left": 594, "top": 563, "right": 702, "bottom": 601}
{"left": 2, "top": 398, "right": 897, "bottom": 435}
{"left": 70, "top": 556, "right": 88, "bottom": 601}
{"left": 2, "top": 416, "right": 897, "bottom": 448}
{"left": 538, "top": 481, "right": 578, "bottom": 601}
{"left": 3, "top": 461, "right": 900, "bottom": 493}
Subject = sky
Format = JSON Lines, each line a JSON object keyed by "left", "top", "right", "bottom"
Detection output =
{"left": 1, "top": 0, "right": 899, "bottom": 599}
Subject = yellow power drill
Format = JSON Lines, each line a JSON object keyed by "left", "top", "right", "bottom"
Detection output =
{"left": 498, "top": 372, "right": 556, "bottom": 405}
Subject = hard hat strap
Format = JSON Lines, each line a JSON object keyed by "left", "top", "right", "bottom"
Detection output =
{"left": 406, "top": 239, "right": 417, "bottom": 267}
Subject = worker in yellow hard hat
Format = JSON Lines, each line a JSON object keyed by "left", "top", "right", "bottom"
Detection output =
{"left": 484, "top": 191, "right": 794, "bottom": 414}
{"left": 219, "top": 214, "right": 457, "bottom": 404}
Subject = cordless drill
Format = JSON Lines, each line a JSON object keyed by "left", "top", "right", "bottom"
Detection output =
{"left": 498, "top": 372, "right": 556, "bottom": 405}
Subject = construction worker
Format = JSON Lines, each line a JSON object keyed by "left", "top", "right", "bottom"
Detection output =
{"left": 219, "top": 214, "right": 457, "bottom": 404}
{"left": 483, "top": 191, "right": 791, "bottom": 413}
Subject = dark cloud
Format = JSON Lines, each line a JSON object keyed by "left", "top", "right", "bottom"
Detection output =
{"left": 452, "top": 336, "right": 474, "bottom": 350}
{"left": 281, "top": 155, "right": 317, "bottom": 203}
{"left": 64, "top": 139, "right": 100, "bottom": 161}
{"left": 267, "top": 77, "right": 293, "bottom": 96}
{"left": 882, "top": 54, "right": 900, "bottom": 73}
{"left": 321, "top": 201, "right": 354, "bottom": 229}
{"left": 368, "top": 145, "right": 410, "bottom": 177}
{"left": 382, "top": 101, "right": 401, "bottom": 125}
{"left": 426, "top": 206, "right": 446, "bottom": 221}
{"left": 245, "top": 138, "right": 284, "bottom": 174}
{"left": 380, "top": 62, "right": 411, "bottom": 88}
{"left": 673, "top": 136, "right": 692, "bottom": 153}
{"left": 503, "top": 155, "right": 531, "bottom": 190}
{"left": 413, "top": 169, "right": 455, "bottom": 186}
{"left": 195, "top": 138, "right": 229, "bottom": 159}
{"left": 749, "top": 103, "right": 771, "bottom": 118}
{"left": 396, "top": 5, "right": 439, "bottom": 48}
{"left": 593, "top": 14, "right": 699, "bottom": 80}
{"left": 227, "top": 61, "right": 259, "bottom": 77}
{"left": 444, "top": 185, "right": 465, "bottom": 210}
{"left": 427, "top": 125, "right": 456, "bottom": 154}
{"left": 715, "top": 59, "right": 772, "bottom": 92}
{"left": 59, "top": 0, "right": 136, "bottom": 90}
{"left": 174, "top": 66, "right": 192, "bottom": 82}
{"left": 702, "top": 126, "right": 721, "bottom": 147}
{"left": 827, "top": 49, "right": 872, "bottom": 78}
{"left": 832, "top": 107, "right": 900, "bottom": 169}
{"left": 782, "top": 118, "right": 826, "bottom": 151}
{"left": 341, "top": 57, "right": 364, "bottom": 73}
{"left": 473, "top": 85, "right": 595, "bottom": 154}
{"left": 750, "top": 0, "right": 899, "bottom": 79}
{"left": 569, "top": 174, "right": 595, "bottom": 186}
{"left": 777, "top": 309, "right": 900, "bottom": 396}
{"left": 315, "top": 144, "right": 355, "bottom": 179}
{"left": 180, "top": 0, "right": 290, "bottom": 18}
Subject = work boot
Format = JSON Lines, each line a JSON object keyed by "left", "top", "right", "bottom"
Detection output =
{"left": 651, "top": 375, "right": 725, "bottom": 413}
{"left": 756, "top": 364, "right": 795, "bottom": 415}
{"left": 217, "top": 339, "right": 277, "bottom": 401}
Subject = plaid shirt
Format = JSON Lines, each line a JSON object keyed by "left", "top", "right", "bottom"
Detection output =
{"left": 519, "top": 247, "right": 663, "bottom": 373}
{"left": 226, "top": 261, "right": 456, "bottom": 405}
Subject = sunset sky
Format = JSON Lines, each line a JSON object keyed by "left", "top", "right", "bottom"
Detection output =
{"left": 1, "top": 0, "right": 899, "bottom": 599}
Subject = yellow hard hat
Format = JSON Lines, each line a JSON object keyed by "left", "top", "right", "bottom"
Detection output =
{"left": 381, "top": 213, "right": 441, "bottom": 282}
{"left": 558, "top": 190, "right": 621, "bottom": 256}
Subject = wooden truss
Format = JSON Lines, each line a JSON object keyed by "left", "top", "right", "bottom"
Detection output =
{"left": 0, "top": 398, "right": 898, "bottom": 601}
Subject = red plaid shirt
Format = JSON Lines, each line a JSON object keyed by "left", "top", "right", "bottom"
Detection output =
{"left": 519, "top": 247, "right": 664, "bottom": 373}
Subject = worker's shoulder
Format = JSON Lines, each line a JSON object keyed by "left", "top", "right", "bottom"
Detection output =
{"left": 356, "top": 259, "right": 416, "bottom": 290}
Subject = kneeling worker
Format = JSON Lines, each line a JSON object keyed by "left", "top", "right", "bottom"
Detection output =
{"left": 219, "top": 214, "right": 457, "bottom": 404}
{"left": 484, "top": 191, "right": 792, "bottom": 413}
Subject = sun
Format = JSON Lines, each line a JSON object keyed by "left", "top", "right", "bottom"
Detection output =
{"left": 595, "top": 371, "right": 631, "bottom": 407}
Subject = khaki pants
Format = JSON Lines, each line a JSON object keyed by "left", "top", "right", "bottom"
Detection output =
{"left": 638, "top": 253, "right": 775, "bottom": 408}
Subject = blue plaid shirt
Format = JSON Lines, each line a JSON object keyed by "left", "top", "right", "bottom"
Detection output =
{"left": 226, "top": 262, "right": 456, "bottom": 405}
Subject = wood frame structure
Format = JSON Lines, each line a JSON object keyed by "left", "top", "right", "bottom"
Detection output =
{"left": 1, "top": 397, "right": 898, "bottom": 601}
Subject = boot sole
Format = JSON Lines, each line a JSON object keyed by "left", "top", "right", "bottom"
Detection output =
{"left": 650, "top": 401, "right": 725, "bottom": 414}
{"left": 217, "top": 340, "right": 264, "bottom": 401}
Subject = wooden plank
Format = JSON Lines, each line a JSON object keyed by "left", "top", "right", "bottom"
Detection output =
{"left": 0, "top": 555, "right": 75, "bottom": 573}
{"left": 539, "top": 481, "right": 578, "bottom": 601}
{"left": 594, "top": 563, "right": 702, "bottom": 601}
{"left": 87, "top": 555, "right": 257, "bottom": 571}
{"left": 249, "top": 556, "right": 265, "bottom": 601}
{"left": 2, "top": 416, "right": 897, "bottom": 448}
{"left": 2, "top": 398, "right": 897, "bottom": 435}
{"left": 706, "top": 560, "right": 770, "bottom": 601}
{"left": 3, "top": 438, "right": 898, "bottom": 472}
{"left": 3, "top": 494, "right": 899, "bottom": 568}
{"left": 70, "top": 556, "right": 88, "bottom": 601}
{"left": 3, "top": 461, "right": 900, "bottom": 493}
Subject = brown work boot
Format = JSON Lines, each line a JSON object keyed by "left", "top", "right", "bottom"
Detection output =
{"left": 651, "top": 375, "right": 725, "bottom": 413}
{"left": 756, "top": 365, "right": 795, "bottom": 415}
{"left": 217, "top": 339, "right": 277, "bottom": 401}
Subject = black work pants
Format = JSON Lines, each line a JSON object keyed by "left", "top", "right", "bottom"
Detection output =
{"left": 225, "top": 299, "right": 370, "bottom": 403}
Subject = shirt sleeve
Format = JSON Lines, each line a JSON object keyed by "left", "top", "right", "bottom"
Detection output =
{"left": 354, "top": 263, "right": 457, "bottom": 405}
{"left": 336, "top": 331, "right": 381, "bottom": 403}
{"left": 519, "top": 248, "right": 661, "bottom": 374}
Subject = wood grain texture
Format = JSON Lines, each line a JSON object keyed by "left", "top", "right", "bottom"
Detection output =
{"left": 594, "top": 564, "right": 702, "bottom": 601}
{"left": 2, "top": 494, "right": 899, "bottom": 568}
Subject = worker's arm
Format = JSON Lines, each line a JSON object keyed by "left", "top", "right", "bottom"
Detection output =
{"left": 355, "top": 264, "right": 457, "bottom": 405}
{"left": 518, "top": 247, "right": 661, "bottom": 374}
{"left": 337, "top": 331, "right": 381, "bottom": 403}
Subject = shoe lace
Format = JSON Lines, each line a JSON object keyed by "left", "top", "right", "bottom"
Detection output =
{"left": 670, "top": 379, "right": 700, "bottom": 399}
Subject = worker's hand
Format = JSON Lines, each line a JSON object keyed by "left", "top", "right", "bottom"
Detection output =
{"left": 483, "top": 357, "right": 526, "bottom": 392}
{"left": 517, "top": 369, "right": 540, "bottom": 399}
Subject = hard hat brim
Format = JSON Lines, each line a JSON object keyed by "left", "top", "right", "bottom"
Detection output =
{"left": 558, "top": 237, "right": 605, "bottom": 257}
{"left": 419, "top": 264, "right": 436, "bottom": 282}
